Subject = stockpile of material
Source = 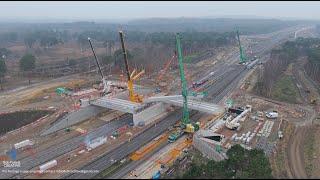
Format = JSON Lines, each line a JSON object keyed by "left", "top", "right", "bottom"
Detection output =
{"left": 257, "top": 120, "right": 274, "bottom": 137}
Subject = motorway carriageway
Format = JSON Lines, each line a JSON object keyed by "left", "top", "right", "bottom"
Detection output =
{"left": 1, "top": 26, "right": 304, "bottom": 179}
{"left": 9, "top": 26, "right": 300, "bottom": 179}
{"left": 65, "top": 64, "right": 248, "bottom": 179}
{"left": 103, "top": 64, "right": 249, "bottom": 179}
{"left": 0, "top": 114, "right": 133, "bottom": 179}
{"left": 88, "top": 25, "right": 304, "bottom": 178}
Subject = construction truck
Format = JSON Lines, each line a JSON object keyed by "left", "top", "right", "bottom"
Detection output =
{"left": 225, "top": 105, "right": 252, "bottom": 130}
{"left": 168, "top": 128, "right": 184, "bottom": 143}
{"left": 192, "top": 71, "right": 214, "bottom": 89}
{"left": 112, "top": 130, "right": 119, "bottom": 138}
{"left": 225, "top": 116, "right": 240, "bottom": 130}
{"left": 56, "top": 87, "right": 72, "bottom": 96}
{"left": 155, "top": 87, "right": 161, "bottom": 93}
{"left": 278, "top": 130, "right": 283, "bottom": 139}
{"left": 266, "top": 111, "right": 278, "bottom": 119}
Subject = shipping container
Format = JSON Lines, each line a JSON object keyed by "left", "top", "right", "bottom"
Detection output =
{"left": 14, "top": 139, "right": 34, "bottom": 149}
{"left": 39, "top": 159, "right": 57, "bottom": 173}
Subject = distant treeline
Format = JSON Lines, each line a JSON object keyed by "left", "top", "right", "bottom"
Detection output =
{"left": 256, "top": 37, "right": 320, "bottom": 97}
{"left": 77, "top": 30, "right": 236, "bottom": 51}
{"left": 126, "top": 18, "right": 304, "bottom": 34}
{"left": 0, "top": 17, "right": 309, "bottom": 53}
{"left": 0, "top": 17, "right": 307, "bottom": 34}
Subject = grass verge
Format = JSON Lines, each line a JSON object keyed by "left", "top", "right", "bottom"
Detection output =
{"left": 272, "top": 75, "right": 299, "bottom": 103}
{"left": 304, "top": 126, "right": 316, "bottom": 177}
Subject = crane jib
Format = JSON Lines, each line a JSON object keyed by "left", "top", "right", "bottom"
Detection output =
{"left": 119, "top": 31, "right": 131, "bottom": 81}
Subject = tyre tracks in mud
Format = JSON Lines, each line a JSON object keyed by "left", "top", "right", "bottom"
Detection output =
{"left": 286, "top": 126, "right": 308, "bottom": 179}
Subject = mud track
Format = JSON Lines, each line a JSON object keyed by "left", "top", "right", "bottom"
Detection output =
{"left": 286, "top": 126, "right": 308, "bottom": 178}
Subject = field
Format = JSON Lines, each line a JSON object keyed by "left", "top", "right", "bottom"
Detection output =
{"left": 0, "top": 110, "right": 53, "bottom": 135}
{"left": 271, "top": 75, "right": 299, "bottom": 104}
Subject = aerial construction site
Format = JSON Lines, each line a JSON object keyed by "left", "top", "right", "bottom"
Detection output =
{"left": 1, "top": 2, "right": 320, "bottom": 179}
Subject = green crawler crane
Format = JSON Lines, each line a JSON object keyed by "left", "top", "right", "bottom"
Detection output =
{"left": 168, "top": 33, "right": 203, "bottom": 143}
{"left": 236, "top": 29, "right": 247, "bottom": 64}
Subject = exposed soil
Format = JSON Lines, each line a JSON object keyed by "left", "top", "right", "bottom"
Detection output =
{"left": 286, "top": 126, "right": 308, "bottom": 178}
{"left": 0, "top": 110, "right": 54, "bottom": 135}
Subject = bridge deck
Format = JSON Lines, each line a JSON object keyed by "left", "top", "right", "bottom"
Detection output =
{"left": 91, "top": 97, "right": 142, "bottom": 114}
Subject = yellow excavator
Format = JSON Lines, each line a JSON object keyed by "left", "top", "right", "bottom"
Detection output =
{"left": 119, "top": 31, "right": 144, "bottom": 103}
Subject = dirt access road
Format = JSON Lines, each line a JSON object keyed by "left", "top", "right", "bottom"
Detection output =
{"left": 285, "top": 84, "right": 317, "bottom": 178}
{"left": 285, "top": 27, "right": 320, "bottom": 178}
{"left": 286, "top": 126, "right": 308, "bottom": 179}
{"left": 0, "top": 74, "right": 91, "bottom": 112}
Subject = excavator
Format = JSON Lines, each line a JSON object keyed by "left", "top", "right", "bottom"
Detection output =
{"left": 119, "top": 31, "right": 145, "bottom": 103}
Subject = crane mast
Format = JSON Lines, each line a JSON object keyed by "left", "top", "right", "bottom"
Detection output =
{"left": 88, "top": 37, "right": 109, "bottom": 94}
{"left": 119, "top": 31, "right": 131, "bottom": 81}
{"left": 176, "top": 33, "right": 190, "bottom": 125}
{"left": 168, "top": 33, "right": 203, "bottom": 142}
{"left": 236, "top": 29, "right": 247, "bottom": 64}
{"left": 157, "top": 52, "right": 176, "bottom": 83}
{"left": 119, "top": 31, "right": 144, "bottom": 103}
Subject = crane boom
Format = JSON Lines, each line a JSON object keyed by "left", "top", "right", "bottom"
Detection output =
{"left": 176, "top": 33, "right": 190, "bottom": 125}
{"left": 157, "top": 53, "right": 176, "bottom": 82}
{"left": 132, "top": 70, "right": 145, "bottom": 80}
{"left": 236, "top": 29, "right": 247, "bottom": 64}
{"left": 118, "top": 31, "right": 144, "bottom": 103}
{"left": 168, "top": 33, "right": 201, "bottom": 142}
{"left": 119, "top": 31, "right": 131, "bottom": 81}
{"left": 88, "top": 37, "right": 109, "bottom": 94}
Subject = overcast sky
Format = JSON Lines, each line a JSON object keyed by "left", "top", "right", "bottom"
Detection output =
{"left": 1, "top": 1, "right": 320, "bottom": 22}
